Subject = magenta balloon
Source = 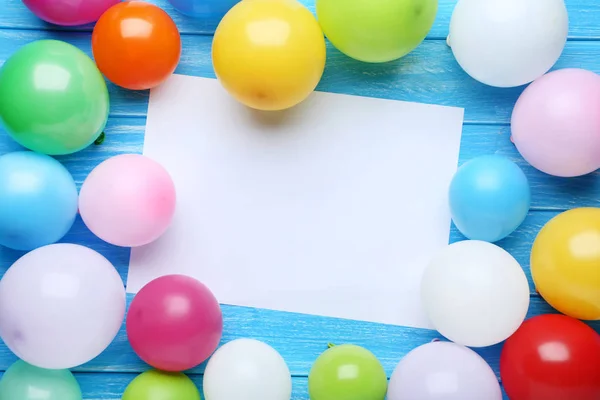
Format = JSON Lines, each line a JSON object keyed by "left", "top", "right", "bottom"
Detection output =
{"left": 126, "top": 274, "right": 223, "bottom": 372}
{"left": 22, "top": 0, "right": 120, "bottom": 26}
{"left": 511, "top": 68, "right": 600, "bottom": 177}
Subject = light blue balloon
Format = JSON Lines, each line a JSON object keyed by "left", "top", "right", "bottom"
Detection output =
{"left": 0, "top": 151, "right": 78, "bottom": 251}
{"left": 449, "top": 154, "right": 530, "bottom": 242}
{"left": 0, "top": 360, "right": 82, "bottom": 400}
{"left": 167, "top": 0, "right": 240, "bottom": 20}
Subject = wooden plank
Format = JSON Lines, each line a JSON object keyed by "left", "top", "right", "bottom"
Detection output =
{"left": 0, "top": 293, "right": 595, "bottom": 379}
{"left": 0, "top": 0, "right": 598, "bottom": 41}
{"left": 0, "top": 371, "right": 513, "bottom": 399}
{"left": 1, "top": 31, "right": 600, "bottom": 124}
{"left": 2, "top": 117, "right": 597, "bottom": 211}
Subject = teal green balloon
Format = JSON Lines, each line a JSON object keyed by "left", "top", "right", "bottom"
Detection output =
{"left": 0, "top": 40, "right": 109, "bottom": 155}
{"left": 122, "top": 370, "right": 201, "bottom": 400}
{"left": 0, "top": 360, "right": 82, "bottom": 400}
{"left": 308, "top": 344, "right": 387, "bottom": 400}
{"left": 316, "top": 0, "right": 438, "bottom": 63}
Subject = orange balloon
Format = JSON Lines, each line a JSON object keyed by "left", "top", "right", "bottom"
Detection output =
{"left": 92, "top": 1, "right": 181, "bottom": 90}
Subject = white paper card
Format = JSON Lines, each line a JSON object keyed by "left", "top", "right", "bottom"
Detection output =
{"left": 128, "top": 74, "right": 464, "bottom": 329}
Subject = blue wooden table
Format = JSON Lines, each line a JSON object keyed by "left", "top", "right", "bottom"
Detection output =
{"left": 0, "top": 0, "right": 599, "bottom": 398}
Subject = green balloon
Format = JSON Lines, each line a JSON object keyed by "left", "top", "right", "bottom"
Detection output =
{"left": 0, "top": 360, "right": 82, "bottom": 400}
{"left": 308, "top": 344, "right": 387, "bottom": 400}
{"left": 122, "top": 370, "right": 202, "bottom": 400}
{"left": 0, "top": 40, "right": 109, "bottom": 155}
{"left": 316, "top": 0, "right": 438, "bottom": 63}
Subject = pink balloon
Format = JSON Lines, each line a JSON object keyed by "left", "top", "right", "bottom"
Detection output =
{"left": 22, "top": 0, "right": 121, "bottom": 26}
{"left": 79, "top": 154, "right": 176, "bottom": 247}
{"left": 126, "top": 274, "right": 224, "bottom": 371}
{"left": 511, "top": 68, "right": 600, "bottom": 177}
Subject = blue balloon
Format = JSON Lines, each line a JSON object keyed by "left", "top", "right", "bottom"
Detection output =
{"left": 167, "top": 0, "right": 240, "bottom": 20}
{"left": 449, "top": 154, "right": 530, "bottom": 243}
{"left": 0, "top": 151, "right": 78, "bottom": 251}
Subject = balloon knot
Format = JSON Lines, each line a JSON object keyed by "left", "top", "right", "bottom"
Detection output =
{"left": 94, "top": 132, "right": 106, "bottom": 145}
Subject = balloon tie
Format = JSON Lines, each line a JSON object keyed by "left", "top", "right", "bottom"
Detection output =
{"left": 94, "top": 132, "right": 106, "bottom": 145}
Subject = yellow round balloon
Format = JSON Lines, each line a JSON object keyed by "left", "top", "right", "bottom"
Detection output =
{"left": 212, "top": 0, "right": 326, "bottom": 111}
{"left": 531, "top": 207, "right": 600, "bottom": 320}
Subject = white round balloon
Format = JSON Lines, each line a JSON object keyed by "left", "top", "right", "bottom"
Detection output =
{"left": 387, "top": 341, "right": 501, "bottom": 400}
{"left": 448, "top": 0, "right": 568, "bottom": 87}
{"left": 421, "top": 240, "right": 530, "bottom": 347}
{"left": 0, "top": 244, "right": 126, "bottom": 369}
{"left": 203, "top": 338, "right": 292, "bottom": 400}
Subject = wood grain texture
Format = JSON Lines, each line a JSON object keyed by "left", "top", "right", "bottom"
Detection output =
{"left": 2, "top": 30, "right": 600, "bottom": 124}
{"left": 0, "top": 371, "right": 513, "bottom": 399}
{"left": 0, "top": 0, "right": 599, "bottom": 399}
{"left": 1, "top": 0, "right": 600, "bottom": 40}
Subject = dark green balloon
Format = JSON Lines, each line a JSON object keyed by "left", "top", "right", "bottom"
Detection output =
{"left": 0, "top": 40, "right": 109, "bottom": 155}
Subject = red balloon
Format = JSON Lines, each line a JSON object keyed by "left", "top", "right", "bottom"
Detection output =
{"left": 500, "top": 314, "right": 600, "bottom": 400}
{"left": 126, "top": 274, "right": 223, "bottom": 371}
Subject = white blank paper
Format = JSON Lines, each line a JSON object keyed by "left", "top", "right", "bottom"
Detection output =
{"left": 127, "top": 74, "right": 464, "bottom": 329}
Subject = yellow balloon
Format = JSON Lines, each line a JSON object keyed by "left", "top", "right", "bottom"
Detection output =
{"left": 531, "top": 207, "right": 600, "bottom": 320}
{"left": 212, "top": 0, "right": 326, "bottom": 111}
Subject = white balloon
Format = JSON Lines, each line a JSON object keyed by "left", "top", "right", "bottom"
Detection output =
{"left": 421, "top": 240, "right": 530, "bottom": 347}
{"left": 203, "top": 338, "right": 292, "bottom": 400}
{"left": 448, "top": 0, "right": 568, "bottom": 87}
{"left": 387, "top": 341, "right": 501, "bottom": 400}
{"left": 0, "top": 244, "right": 126, "bottom": 369}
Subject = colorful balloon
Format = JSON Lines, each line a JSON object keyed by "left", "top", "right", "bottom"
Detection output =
{"left": 167, "top": 0, "right": 239, "bottom": 20}
{"left": 126, "top": 274, "right": 223, "bottom": 372}
{"left": 122, "top": 370, "right": 201, "bottom": 400}
{"left": 22, "top": 0, "right": 120, "bottom": 26}
{"left": 0, "top": 151, "right": 78, "bottom": 251}
{"left": 316, "top": 0, "right": 438, "bottom": 63}
{"left": 449, "top": 155, "right": 530, "bottom": 242}
{"left": 531, "top": 208, "right": 600, "bottom": 320}
{"left": 448, "top": 0, "right": 568, "bottom": 87}
{"left": 500, "top": 314, "right": 600, "bottom": 400}
{"left": 308, "top": 344, "right": 387, "bottom": 400}
{"left": 387, "top": 341, "right": 501, "bottom": 400}
{"left": 92, "top": 1, "right": 181, "bottom": 90}
{"left": 0, "top": 40, "right": 109, "bottom": 155}
{"left": 0, "top": 360, "right": 82, "bottom": 400}
{"left": 212, "top": 0, "right": 326, "bottom": 111}
{"left": 0, "top": 244, "right": 126, "bottom": 369}
{"left": 511, "top": 68, "right": 600, "bottom": 177}
{"left": 78, "top": 154, "right": 176, "bottom": 247}
{"left": 421, "top": 240, "right": 530, "bottom": 347}
{"left": 203, "top": 339, "right": 292, "bottom": 400}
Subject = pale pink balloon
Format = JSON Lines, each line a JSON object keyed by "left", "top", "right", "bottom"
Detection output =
{"left": 22, "top": 0, "right": 120, "bottom": 26}
{"left": 79, "top": 154, "right": 176, "bottom": 247}
{"left": 511, "top": 68, "right": 600, "bottom": 177}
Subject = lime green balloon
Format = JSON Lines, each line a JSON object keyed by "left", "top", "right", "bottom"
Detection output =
{"left": 0, "top": 360, "right": 82, "bottom": 400}
{"left": 316, "top": 0, "right": 438, "bottom": 63}
{"left": 308, "top": 344, "right": 387, "bottom": 400}
{"left": 0, "top": 40, "right": 109, "bottom": 155}
{"left": 122, "top": 370, "right": 201, "bottom": 400}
